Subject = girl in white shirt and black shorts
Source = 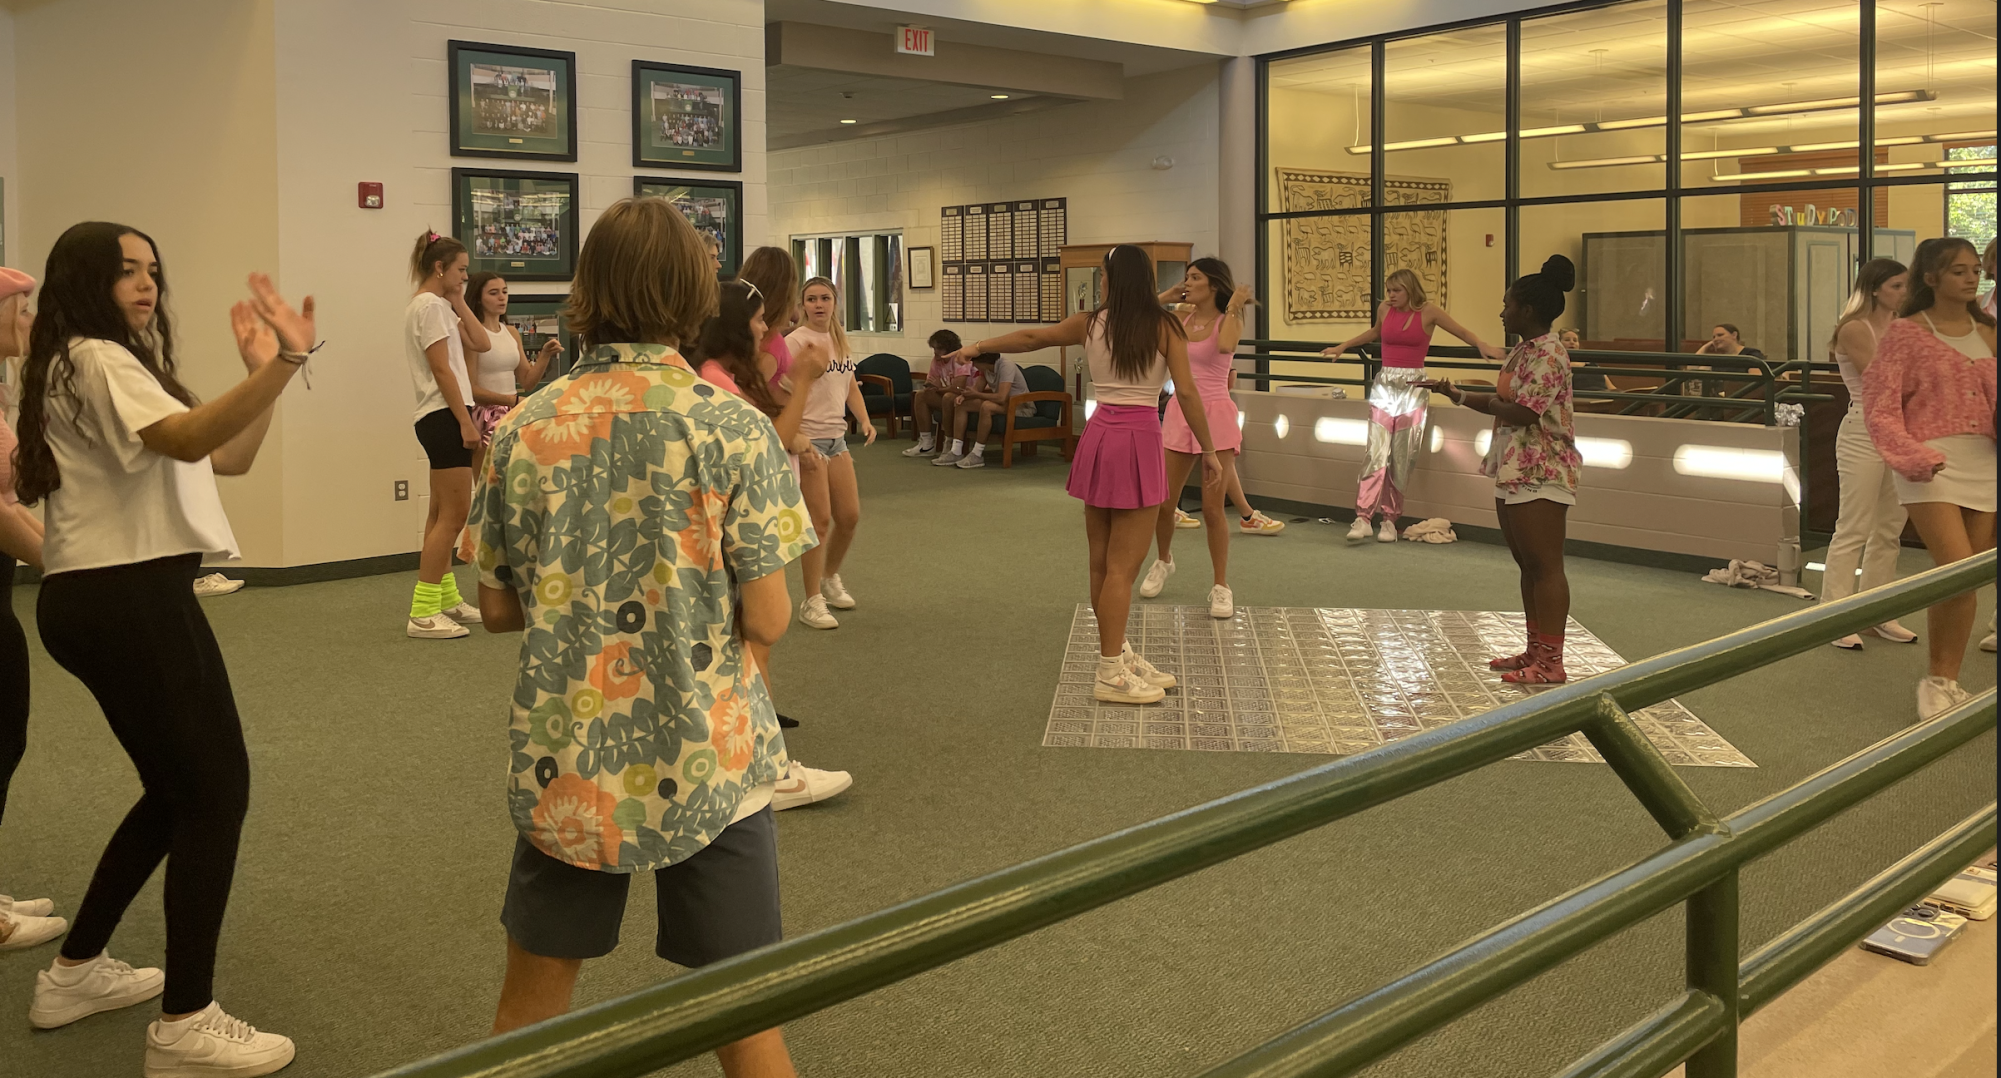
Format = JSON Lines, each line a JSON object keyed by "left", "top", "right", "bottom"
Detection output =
{"left": 10, "top": 220, "right": 314, "bottom": 1076}
{"left": 402, "top": 231, "right": 492, "bottom": 639}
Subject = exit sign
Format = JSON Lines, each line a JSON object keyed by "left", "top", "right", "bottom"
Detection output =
{"left": 897, "top": 26, "right": 934, "bottom": 56}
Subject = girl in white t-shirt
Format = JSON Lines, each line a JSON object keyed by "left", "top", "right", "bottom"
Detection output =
{"left": 462, "top": 271, "right": 561, "bottom": 483}
{"left": 402, "top": 231, "right": 492, "bottom": 639}
{"left": 10, "top": 220, "right": 315, "bottom": 1076}
{"left": 785, "top": 276, "right": 875, "bottom": 630}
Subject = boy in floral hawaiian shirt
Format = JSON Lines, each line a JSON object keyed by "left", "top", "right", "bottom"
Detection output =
{"left": 471, "top": 199, "right": 813, "bottom": 1076}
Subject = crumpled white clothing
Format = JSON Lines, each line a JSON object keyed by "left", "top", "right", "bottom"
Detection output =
{"left": 1401, "top": 518, "right": 1458, "bottom": 544}
{"left": 1702, "top": 559, "right": 1815, "bottom": 599}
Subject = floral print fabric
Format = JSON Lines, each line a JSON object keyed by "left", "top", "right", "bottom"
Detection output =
{"left": 1484, "top": 332, "right": 1580, "bottom": 494}
{"left": 469, "top": 343, "right": 814, "bottom": 873}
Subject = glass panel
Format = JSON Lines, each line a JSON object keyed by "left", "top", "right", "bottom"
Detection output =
{"left": 1874, "top": 0, "right": 1998, "bottom": 198}
{"left": 1382, "top": 24, "right": 1508, "bottom": 203}
{"left": 1884, "top": 181, "right": 1950, "bottom": 250}
{"left": 1520, "top": 0, "right": 1669, "bottom": 198}
{"left": 1380, "top": 206, "right": 1507, "bottom": 353}
{"left": 1680, "top": 0, "right": 1861, "bottom": 191}
{"left": 1263, "top": 216, "right": 1372, "bottom": 395}
{"left": 1266, "top": 46, "right": 1375, "bottom": 213}
{"left": 1521, "top": 199, "right": 1667, "bottom": 349}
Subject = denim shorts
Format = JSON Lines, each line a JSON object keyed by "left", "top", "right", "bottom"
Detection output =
{"left": 500, "top": 808, "right": 782, "bottom": 965}
{"left": 810, "top": 436, "right": 849, "bottom": 458}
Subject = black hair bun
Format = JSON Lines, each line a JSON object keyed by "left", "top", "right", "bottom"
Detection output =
{"left": 1539, "top": 255, "right": 1576, "bottom": 293}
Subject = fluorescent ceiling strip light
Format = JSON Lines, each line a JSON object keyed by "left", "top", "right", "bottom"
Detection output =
{"left": 1348, "top": 89, "right": 1937, "bottom": 155}
{"left": 1548, "top": 129, "right": 1996, "bottom": 171}
{"left": 1722, "top": 157, "right": 1994, "bottom": 182}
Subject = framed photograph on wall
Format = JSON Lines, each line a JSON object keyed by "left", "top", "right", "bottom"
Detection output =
{"left": 908, "top": 246, "right": 936, "bottom": 289}
{"left": 634, "top": 177, "right": 743, "bottom": 276}
{"left": 448, "top": 41, "right": 577, "bottom": 161}
{"left": 503, "top": 293, "right": 577, "bottom": 379}
{"left": 631, "top": 61, "right": 742, "bottom": 172}
{"left": 452, "top": 168, "right": 579, "bottom": 282}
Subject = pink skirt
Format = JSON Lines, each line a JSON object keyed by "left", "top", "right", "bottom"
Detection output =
{"left": 1067, "top": 404, "right": 1168, "bottom": 509}
{"left": 470, "top": 403, "right": 512, "bottom": 445}
{"left": 1161, "top": 388, "right": 1241, "bottom": 455}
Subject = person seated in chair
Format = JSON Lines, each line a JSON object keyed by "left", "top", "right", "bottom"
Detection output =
{"left": 934, "top": 352, "right": 1031, "bottom": 470}
{"left": 905, "top": 329, "right": 974, "bottom": 458}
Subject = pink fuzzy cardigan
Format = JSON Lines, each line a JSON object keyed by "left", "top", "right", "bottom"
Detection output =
{"left": 1862, "top": 317, "right": 1996, "bottom": 483}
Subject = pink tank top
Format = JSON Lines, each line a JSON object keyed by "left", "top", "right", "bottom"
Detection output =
{"left": 1380, "top": 307, "right": 1430, "bottom": 369}
{"left": 0, "top": 413, "right": 16, "bottom": 506}
{"left": 1182, "top": 316, "right": 1232, "bottom": 399}
{"left": 698, "top": 359, "right": 741, "bottom": 397}
{"left": 762, "top": 331, "right": 792, "bottom": 390}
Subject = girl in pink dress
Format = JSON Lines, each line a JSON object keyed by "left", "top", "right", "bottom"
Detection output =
{"left": 1325, "top": 269, "right": 1502, "bottom": 542}
{"left": 951, "top": 245, "right": 1222, "bottom": 705}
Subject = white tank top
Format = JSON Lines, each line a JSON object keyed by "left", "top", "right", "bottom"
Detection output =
{"left": 1921, "top": 312, "right": 1994, "bottom": 361}
{"left": 1086, "top": 314, "right": 1168, "bottom": 406}
{"left": 474, "top": 327, "right": 523, "bottom": 395}
{"left": 1832, "top": 319, "right": 1878, "bottom": 401}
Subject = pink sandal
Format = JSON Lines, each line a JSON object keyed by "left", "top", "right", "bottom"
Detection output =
{"left": 1501, "top": 658, "right": 1567, "bottom": 684}
{"left": 1489, "top": 652, "right": 1535, "bottom": 671}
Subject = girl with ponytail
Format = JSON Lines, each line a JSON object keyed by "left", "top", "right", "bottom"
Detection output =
{"left": 1823, "top": 257, "right": 1916, "bottom": 650}
{"left": 1424, "top": 255, "right": 1581, "bottom": 684}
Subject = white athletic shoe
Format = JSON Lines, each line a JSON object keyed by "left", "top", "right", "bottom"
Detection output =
{"left": 1095, "top": 663, "right": 1166, "bottom": 704}
{"left": 1122, "top": 644, "right": 1176, "bottom": 689}
{"left": 932, "top": 450, "right": 965, "bottom": 466}
{"left": 1917, "top": 676, "right": 1972, "bottom": 721}
{"left": 29, "top": 952, "right": 164, "bottom": 1029}
{"left": 0, "top": 894, "right": 55, "bottom": 918}
{"left": 901, "top": 440, "right": 936, "bottom": 457}
{"left": 1346, "top": 517, "right": 1373, "bottom": 542}
{"left": 145, "top": 1001, "right": 296, "bottom": 1078}
{"left": 192, "top": 574, "right": 244, "bottom": 598}
{"left": 955, "top": 451, "right": 986, "bottom": 469}
{"left": 1377, "top": 519, "right": 1399, "bottom": 543}
{"left": 1139, "top": 558, "right": 1175, "bottom": 599}
{"left": 1209, "top": 585, "right": 1235, "bottom": 620}
{"left": 820, "top": 574, "right": 856, "bottom": 610}
{"left": 0, "top": 912, "right": 66, "bottom": 951}
{"left": 1238, "top": 510, "right": 1285, "bottom": 535}
{"left": 441, "top": 600, "right": 483, "bottom": 624}
{"left": 798, "top": 595, "right": 839, "bottom": 630}
{"left": 406, "top": 615, "right": 469, "bottom": 640}
{"left": 1983, "top": 632, "right": 1998, "bottom": 653}
{"left": 1866, "top": 621, "right": 1917, "bottom": 643}
{"left": 1174, "top": 508, "right": 1201, "bottom": 529}
{"left": 1831, "top": 634, "right": 1864, "bottom": 650}
{"left": 771, "top": 761, "right": 853, "bottom": 811}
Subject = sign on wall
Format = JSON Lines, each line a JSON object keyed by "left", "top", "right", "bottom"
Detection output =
{"left": 938, "top": 198, "right": 1068, "bottom": 323}
{"left": 897, "top": 26, "right": 935, "bottom": 56}
{"left": 1276, "top": 169, "right": 1450, "bottom": 323}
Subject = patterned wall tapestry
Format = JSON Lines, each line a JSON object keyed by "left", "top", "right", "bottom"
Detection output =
{"left": 1276, "top": 169, "right": 1451, "bottom": 323}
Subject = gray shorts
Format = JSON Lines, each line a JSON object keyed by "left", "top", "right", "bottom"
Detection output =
{"left": 810, "top": 436, "right": 849, "bottom": 458}
{"left": 500, "top": 808, "right": 782, "bottom": 965}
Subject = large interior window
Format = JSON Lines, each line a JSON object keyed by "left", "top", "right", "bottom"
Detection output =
{"left": 790, "top": 232, "right": 905, "bottom": 335}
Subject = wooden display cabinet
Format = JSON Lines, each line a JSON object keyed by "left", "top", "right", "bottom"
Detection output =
{"left": 1057, "top": 241, "right": 1193, "bottom": 424}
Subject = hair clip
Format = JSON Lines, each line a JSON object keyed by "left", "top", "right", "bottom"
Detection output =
{"left": 428, "top": 231, "right": 440, "bottom": 242}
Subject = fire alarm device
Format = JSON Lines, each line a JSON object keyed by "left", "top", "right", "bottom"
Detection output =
{"left": 358, "top": 182, "right": 384, "bottom": 210}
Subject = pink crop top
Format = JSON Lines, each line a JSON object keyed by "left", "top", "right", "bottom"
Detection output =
{"left": 1380, "top": 307, "right": 1430, "bottom": 369}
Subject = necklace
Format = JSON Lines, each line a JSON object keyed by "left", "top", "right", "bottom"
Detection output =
{"left": 1186, "top": 310, "right": 1221, "bottom": 339}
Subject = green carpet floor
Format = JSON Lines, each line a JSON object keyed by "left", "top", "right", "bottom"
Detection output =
{"left": 2, "top": 442, "right": 1993, "bottom": 1078}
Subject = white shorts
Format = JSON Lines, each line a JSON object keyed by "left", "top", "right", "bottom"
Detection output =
{"left": 1496, "top": 483, "right": 1577, "bottom": 506}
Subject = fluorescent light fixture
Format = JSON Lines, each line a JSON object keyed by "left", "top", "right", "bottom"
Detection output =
{"left": 990, "top": 94, "right": 1010, "bottom": 100}
{"left": 1273, "top": 414, "right": 1290, "bottom": 440}
{"left": 1575, "top": 437, "right": 1633, "bottom": 470}
{"left": 1549, "top": 129, "right": 1996, "bottom": 172}
{"left": 1721, "top": 157, "right": 1993, "bottom": 183}
{"left": 1313, "top": 417, "right": 1370, "bottom": 445}
{"left": 1474, "top": 429, "right": 1493, "bottom": 457}
{"left": 1806, "top": 561, "right": 1826, "bottom": 572}
{"left": 1673, "top": 445, "right": 1787, "bottom": 483}
{"left": 1429, "top": 426, "right": 1445, "bottom": 453}
{"left": 839, "top": 119, "right": 858, "bottom": 125}
{"left": 1354, "top": 89, "right": 1937, "bottom": 156}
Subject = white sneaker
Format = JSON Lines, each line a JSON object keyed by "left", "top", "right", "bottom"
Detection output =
{"left": 771, "top": 761, "right": 852, "bottom": 811}
{"left": 1917, "top": 676, "right": 1972, "bottom": 721}
{"left": 1983, "top": 632, "right": 1998, "bottom": 653}
{"left": 820, "top": 574, "right": 856, "bottom": 609}
{"left": 1238, "top": 510, "right": 1285, "bottom": 535}
{"left": 1139, "top": 558, "right": 1175, "bottom": 599}
{"left": 1346, "top": 517, "right": 1373, "bottom": 542}
{"left": 406, "top": 615, "right": 469, "bottom": 640}
{"left": 192, "top": 574, "right": 244, "bottom": 598}
{"left": 902, "top": 440, "right": 936, "bottom": 457}
{"left": 0, "top": 912, "right": 67, "bottom": 951}
{"left": 1831, "top": 634, "right": 1864, "bottom": 650}
{"left": 1866, "top": 621, "right": 1917, "bottom": 643}
{"left": 441, "top": 600, "right": 483, "bottom": 624}
{"left": 145, "top": 1001, "right": 295, "bottom": 1078}
{"left": 932, "top": 449, "right": 965, "bottom": 466}
{"left": 29, "top": 952, "right": 164, "bottom": 1028}
{"left": 1209, "top": 585, "right": 1235, "bottom": 619}
{"left": 955, "top": 451, "right": 986, "bottom": 469}
{"left": 1122, "top": 644, "right": 1176, "bottom": 689}
{"left": 0, "top": 894, "right": 56, "bottom": 918}
{"left": 1095, "top": 662, "right": 1165, "bottom": 704}
{"left": 798, "top": 595, "right": 838, "bottom": 630}
{"left": 1377, "top": 519, "right": 1399, "bottom": 543}
{"left": 1174, "top": 508, "right": 1201, "bottom": 529}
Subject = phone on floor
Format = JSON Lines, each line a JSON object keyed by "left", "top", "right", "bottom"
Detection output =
{"left": 1861, "top": 904, "right": 1968, "bottom": 965}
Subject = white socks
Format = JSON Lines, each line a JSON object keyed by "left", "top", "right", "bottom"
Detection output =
{"left": 950, "top": 439, "right": 964, "bottom": 454}
{"left": 917, "top": 433, "right": 935, "bottom": 450}
{"left": 1096, "top": 654, "right": 1125, "bottom": 680}
{"left": 970, "top": 443, "right": 985, "bottom": 456}
{"left": 45, "top": 955, "right": 101, "bottom": 985}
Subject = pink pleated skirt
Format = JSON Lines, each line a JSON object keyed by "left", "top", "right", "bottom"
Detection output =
{"left": 1161, "top": 388, "right": 1242, "bottom": 455}
{"left": 1067, "top": 404, "right": 1168, "bottom": 509}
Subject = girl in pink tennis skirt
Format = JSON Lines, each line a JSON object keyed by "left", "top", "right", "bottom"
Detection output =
{"left": 952, "top": 244, "right": 1222, "bottom": 704}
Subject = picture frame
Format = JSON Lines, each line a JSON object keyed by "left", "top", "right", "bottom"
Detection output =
{"left": 631, "top": 60, "right": 742, "bottom": 172}
{"left": 634, "top": 177, "right": 744, "bottom": 277}
{"left": 448, "top": 41, "right": 578, "bottom": 162}
{"left": 503, "top": 293, "right": 578, "bottom": 380}
{"left": 908, "top": 246, "right": 936, "bottom": 289}
{"left": 452, "top": 168, "right": 580, "bottom": 282}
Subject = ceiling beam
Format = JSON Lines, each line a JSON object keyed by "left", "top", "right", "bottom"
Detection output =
{"left": 769, "top": 93, "right": 1083, "bottom": 150}
{"left": 767, "top": 21, "right": 1125, "bottom": 100}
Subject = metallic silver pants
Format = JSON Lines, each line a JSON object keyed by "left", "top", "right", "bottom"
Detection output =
{"left": 1356, "top": 366, "right": 1429, "bottom": 521}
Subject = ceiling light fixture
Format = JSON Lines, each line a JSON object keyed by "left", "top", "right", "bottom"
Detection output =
{"left": 1347, "top": 89, "right": 1938, "bottom": 155}
{"left": 839, "top": 119, "right": 858, "bottom": 124}
{"left": 991, "top": 94, "right": 1010, "bottom": 100}
{"left": 1546, "top": 129, "right": 1996, "bottom": 171}
{"left": 1719, "top": 156, "right": 1995, "bottom": 183}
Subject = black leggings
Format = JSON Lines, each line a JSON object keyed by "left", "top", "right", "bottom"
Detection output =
{"left": 39, "top": 554, "right": 249, "bottom": 1014}
{"left": 0, "top": 556, "right": 27, "bottom": 826}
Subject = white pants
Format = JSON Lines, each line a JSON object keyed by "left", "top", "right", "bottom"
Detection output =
{"left": 1822, "top": 406, "right": 1907, "bottom": 603}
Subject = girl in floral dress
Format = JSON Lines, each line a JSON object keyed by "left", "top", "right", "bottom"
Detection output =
{"left": 1424, "top": 255, "right": 1581, "bottom": 684}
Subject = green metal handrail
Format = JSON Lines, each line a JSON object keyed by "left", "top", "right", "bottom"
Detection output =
{"left": 372, "top": 550, "right": 1996, "bottom": 1078}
